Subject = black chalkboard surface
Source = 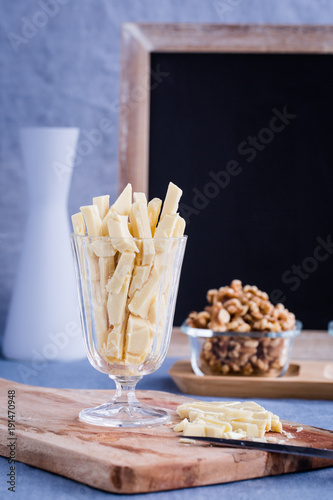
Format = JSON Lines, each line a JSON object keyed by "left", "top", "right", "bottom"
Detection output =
{"left": 148, "top": 53, "right": 333, "bottom": 328}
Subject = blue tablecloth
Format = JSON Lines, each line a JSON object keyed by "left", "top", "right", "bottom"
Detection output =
{"left": 1, "top": 357, "right": 332, "bottom": 499}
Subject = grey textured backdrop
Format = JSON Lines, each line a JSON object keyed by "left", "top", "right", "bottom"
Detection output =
{"left": 1, "top": 0, "right": 333, "bottom": 340}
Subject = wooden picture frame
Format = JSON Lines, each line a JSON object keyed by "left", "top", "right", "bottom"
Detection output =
{"left": 118, "top": 23, "right": 333, "bottom": 194}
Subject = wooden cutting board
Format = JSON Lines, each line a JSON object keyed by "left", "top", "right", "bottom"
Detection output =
{"left": 0, "top": 378, "right": 332, "bottom": 494}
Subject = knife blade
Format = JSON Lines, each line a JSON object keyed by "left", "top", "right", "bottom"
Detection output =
{"left": 183, "top": 436, "right": 333, "bottom": 459}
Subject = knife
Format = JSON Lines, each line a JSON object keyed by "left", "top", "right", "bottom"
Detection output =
{"left": 183, "top": 436, "right": 333, "bottom": 459}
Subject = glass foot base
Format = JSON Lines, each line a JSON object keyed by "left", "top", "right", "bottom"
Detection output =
{"left": 79, "top": 401, "right": 170, "bottom": 428}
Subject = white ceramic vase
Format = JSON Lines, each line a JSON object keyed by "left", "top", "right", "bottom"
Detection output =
{"left": 2, "top": 127, "right": 86, "bottom": 361}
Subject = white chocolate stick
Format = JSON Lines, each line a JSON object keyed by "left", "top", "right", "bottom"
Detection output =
{"left": 101, "top": 184, "right": 133, "bottom": 235}
{"left": 86, "top": 244, "right": 109, "bottom": 347}
{"left": 107, "top": 274, "right": 131, "bottom": 326}
{"left": 71, "top": 212, "right": 86, "bottom": 235}
{"left": 106, "top": 251, "right": 135, "bottom": 295}
{"left": 111, "top": 183, "right": 132, "bottom": 215}
{"left": 129, "top": 265, "right": 151, "bottom": 297}
{"left": 155, "top": 213, "right": 178, "bottom": 238}
{"left": 160, "top": 182, "right": 182, "bottom": 220}
{"left": 130, "top": 202, "right": 155, "bottom": 266}
{"left": 89, "top": 239, "right": 116, "bottom": 258}
{"left": 107, "top": 213, "right": 139, "bottom": 253}
{"left": 147, "top": 198, "right": 162, "bottom": 236}
{"left": 128, "top": 267, "right": 161, "bottom": 319}
{"left": 154, "top": 214, "right": 178, "bottom": 252}
{"left": 124, "top": 315, "right": 153, "bottom": 364}
{"left": 130, "top": 202, "right": 150, "bottom": 237}
{"left": 99, "top": 256, "right": 115, "bottom": 302}
{"left": 80, "top": 205, "right": 102, "bottom": 236}
{"left": 102, "top": 320, "right": 127, "bottom": 362}
{"left": 101, "top": 211, "right": 113, "bottom": 236}
{"left": 172, "top": 214, "right": 186, "bottom": 237}
{"left": 93, "top": 195, "right": 110, "bottom": 219}
{"left": 148, "top": 294, "right": 166, "bottom": 352}
{"left": 133, "top": 192, "right": 147, "bottom": 204}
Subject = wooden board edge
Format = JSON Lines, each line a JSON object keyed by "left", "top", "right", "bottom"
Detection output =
{"left": 118, "top": 24, "right": 151, "bottom": 195}
{"left": 122, "top": 24, "right": 333, "bottom": 53}
{"left": 1, "top": 429, "right": 331, "bottom": 494}
{"left": 117, "top": 23, "right": 333, "bottom": 201}
{"left": 169, "top": 360, "right": 333, "bottom": 400}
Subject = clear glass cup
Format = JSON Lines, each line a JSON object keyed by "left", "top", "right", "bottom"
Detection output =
{"left": 71, "top": 235, "right": 187, "bottom": 427}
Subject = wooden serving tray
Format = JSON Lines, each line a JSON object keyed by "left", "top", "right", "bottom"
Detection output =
{"left": 169, "top": 360, "right": 333, "bottom": 400}
{"left": 1, "top": 378, "right": 333, "bottom": 493}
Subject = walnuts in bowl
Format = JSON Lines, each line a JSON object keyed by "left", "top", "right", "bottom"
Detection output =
{"left": 187, "top": 280, "right": 295, "bottom": 333}
{"left": 186, "top": 280, "right": 297, "bottom": 377}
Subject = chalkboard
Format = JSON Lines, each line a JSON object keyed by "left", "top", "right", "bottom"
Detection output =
{"left": 119, "top": 24, "right": 333, "bottom": 329}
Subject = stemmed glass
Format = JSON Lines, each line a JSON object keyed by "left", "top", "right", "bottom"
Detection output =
{"left": 71, "top": 235, "right": 187, "bottom": 427}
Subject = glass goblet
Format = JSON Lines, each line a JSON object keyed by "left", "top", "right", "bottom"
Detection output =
{"left": 71, "top": 235, "right": 187, "bottom": 427}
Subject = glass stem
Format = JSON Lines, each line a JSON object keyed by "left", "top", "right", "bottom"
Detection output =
{"left": 110, "top": 376, "right": 142, "bottom": 405}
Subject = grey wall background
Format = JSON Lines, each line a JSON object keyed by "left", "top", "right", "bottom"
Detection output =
{"left": 1, "top": 0, "right": 333, "bottom": 340}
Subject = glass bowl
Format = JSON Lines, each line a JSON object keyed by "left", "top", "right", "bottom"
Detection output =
{"left": 71, "top": 235, "right": 187, "bottom": 427}
{"left": 328, "top": 321, "right": 333, "bottom": 335}
{"left": 181, "top": 320, "right": 302, "bottom": 377}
